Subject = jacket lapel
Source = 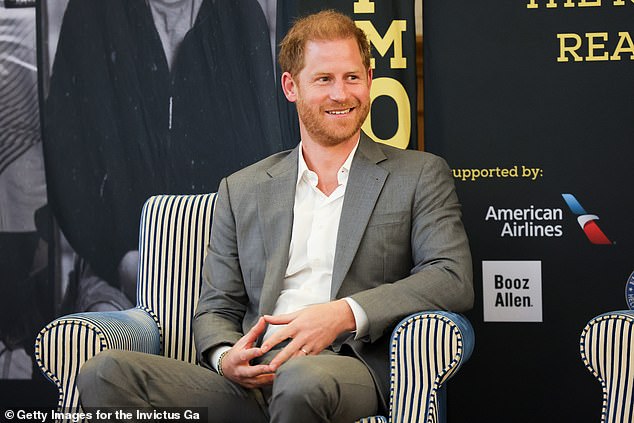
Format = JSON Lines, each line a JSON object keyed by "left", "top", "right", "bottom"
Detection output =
{"left": 257, "top": 147, "right": 298, "bottom": 315}
{"left": 331, "top": 135, "right": 388, "bottom": 298}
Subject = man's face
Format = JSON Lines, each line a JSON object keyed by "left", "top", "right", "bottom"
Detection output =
{"left": 282, "top": 38, "right": 372, "bottom": 147}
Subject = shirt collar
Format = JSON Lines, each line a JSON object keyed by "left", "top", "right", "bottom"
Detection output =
{"left": 297, "top": 138, "right": 360, "bottom": 188}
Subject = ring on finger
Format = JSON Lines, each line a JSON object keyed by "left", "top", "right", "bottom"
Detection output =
{"left": 300, "top": 347, "right": 310, "bottom": 355}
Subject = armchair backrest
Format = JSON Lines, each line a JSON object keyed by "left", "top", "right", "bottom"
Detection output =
{"left": 136, "top": 194, "right": 216, "bottom": 364}
{"left": 580, "top": 311, "right": 634, "bottom": 423}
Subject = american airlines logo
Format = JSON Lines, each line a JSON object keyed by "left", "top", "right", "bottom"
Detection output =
{"left": 484, "top": 205, "right": 564, "bottom": 238}
{"left": 561, "top": 194, "right": 613, "bottom": 245}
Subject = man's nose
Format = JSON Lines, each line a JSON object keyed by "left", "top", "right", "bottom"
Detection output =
{"left": 329, "top": 80, "right": 349, "bottom": 102}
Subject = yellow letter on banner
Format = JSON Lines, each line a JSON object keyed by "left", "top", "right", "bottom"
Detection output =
{"left": 557, "top": 33, "right": 583, "bottom": 62}
{"left": 526, "top": 0, "right": 561, "bottom": 8}
{"left": 354, "top": 0, "right": 375, "bottom": 13}
{"left": 611, "top": 32, "right": 634, "bottom": 60}
{"left": 586, "top": 32, "right": 609, "bottom": 61}
{"left": 355, "top": 20, "right": 408, "bottom": 69}
{"left": 362, "top": 77, "right": 411, "bottom": 149}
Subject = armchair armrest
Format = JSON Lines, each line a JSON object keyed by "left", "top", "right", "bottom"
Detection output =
{"left": 580, "top": 310, "right": 634, "bottom": 423}
{"left": 358, "top": 311, "right": 475, "bottom": 423}
{"left": 34, "top": 307, "right": 161, "bottom": 414}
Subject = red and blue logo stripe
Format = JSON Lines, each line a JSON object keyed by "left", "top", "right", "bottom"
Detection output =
{"left": 561, "top": 194, "right": 612, "bottom": 245}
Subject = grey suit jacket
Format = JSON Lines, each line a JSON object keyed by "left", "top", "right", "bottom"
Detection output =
{"left": 193, "top": 134, "right": 473, "bottom": 411}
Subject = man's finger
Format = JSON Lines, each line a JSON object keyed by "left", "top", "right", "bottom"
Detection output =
{"left": 254, "top": 373, "right": 276, "bottom": 385}
{"left": 263, "top": 312, "right": 296, "bottom": 325}
{"left": 241, "top": 373, "right": 276, "bottom": 389}
{"left": 268, "top": 340, "right": 303, "bottom": 370}
{"left": 238, "top": 346, "right": 266, "bottom": 363}
{"left": 260, "top": 326, "right": 295, "bottom": 353}
{"left": 238, "top": 316, "right": 266, "bottom": 348}
{"left": 238, "top": 364, "right": 276, "bottom": 379}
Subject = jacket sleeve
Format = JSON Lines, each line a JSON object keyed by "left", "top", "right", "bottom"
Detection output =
{"left": 193, "top": 177, "right": 247, "bottom": 362}
{"left": 349, "top": 154, "right": 474, "bottom": 342}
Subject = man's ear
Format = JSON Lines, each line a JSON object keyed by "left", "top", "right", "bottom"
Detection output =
{"left": 367, "top": 66, "right": 373, "bottom": 88}
{"left": 281, "top": 72, "right": 297, "bottom": 102}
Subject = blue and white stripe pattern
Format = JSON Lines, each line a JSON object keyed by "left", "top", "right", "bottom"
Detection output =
{"left": 358, "top": 311, "right": 475, "bottom": 423}
{"left": 136, "top": 194, "right": 215, "bottom": 363}
{"left": 357, "top": 416, "right": 389, "bottom": 423}
{"left": 34, "top": 308, "right": 160, "bottom": 415}
{"left": 34, "top": 194, "right": 216, "bottom": 418}
{"left": 580, "top": 310, "right": 634, "bottom": 423}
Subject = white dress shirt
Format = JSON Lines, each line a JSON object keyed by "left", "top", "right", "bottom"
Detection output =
{"left": 263, "top": 140, "right": 368, "bottom": 341}
{"left": 212, "top": 141, "right": 369, "bottom": 370}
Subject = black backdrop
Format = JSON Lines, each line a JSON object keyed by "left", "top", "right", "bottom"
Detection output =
{"left": 424, "top": 1, "right": 634, "bottom": 421}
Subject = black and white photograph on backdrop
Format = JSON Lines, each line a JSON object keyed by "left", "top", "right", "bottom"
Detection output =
{"left": 0, "top": 0, "right": 48, "bottom": 382}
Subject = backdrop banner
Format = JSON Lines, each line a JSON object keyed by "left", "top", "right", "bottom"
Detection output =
{"left": 424, "top": 1, "right": 634, "bottom": 421}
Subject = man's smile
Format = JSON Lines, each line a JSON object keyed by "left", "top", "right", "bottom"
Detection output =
{"left": 325, "top": 107, "right": 354, "bottom": 116}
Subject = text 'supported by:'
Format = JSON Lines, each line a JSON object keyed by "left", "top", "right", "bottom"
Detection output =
{"left": 3, "top": 408, "right": 207, "bottom": 422}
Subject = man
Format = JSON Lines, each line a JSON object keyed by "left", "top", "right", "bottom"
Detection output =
{"left": 78, "top": 10, "right": 473, "bottom": 423}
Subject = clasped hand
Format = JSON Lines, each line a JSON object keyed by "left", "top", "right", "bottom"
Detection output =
{"left": 220, "top": 299, "right": 355, "bottom": 388}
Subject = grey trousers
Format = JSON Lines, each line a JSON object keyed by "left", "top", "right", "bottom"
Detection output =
{"left": 77, "top": 349, "right": 378, "bottom": 423}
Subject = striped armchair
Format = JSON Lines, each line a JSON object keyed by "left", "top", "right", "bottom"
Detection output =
{"left": 35, "top": 193, "right": 475, "bottom": 423}
{"left": 580, "top": 311, "right": 634, "bottom": 423}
